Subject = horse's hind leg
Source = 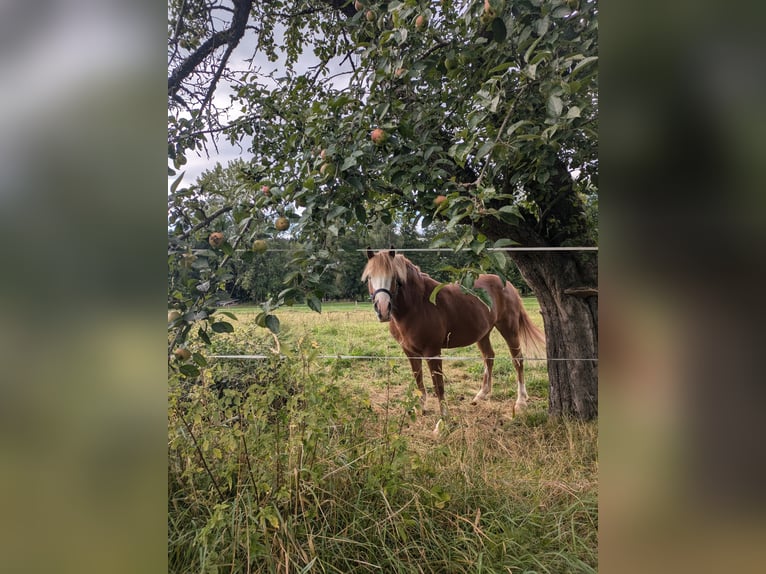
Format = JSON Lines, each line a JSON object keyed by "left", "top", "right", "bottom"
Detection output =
{"left": 407, "top": 355, "right": 428, "bottom": 413}
{"left": 471, "top": 334, "right": 495, "bottom": 404}
{"left": 498, "top": 328, "right": 528, "bottom": 412}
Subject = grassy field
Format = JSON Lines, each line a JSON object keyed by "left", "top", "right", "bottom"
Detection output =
{"left": 168, "top": 300, "right": 598, "bottom": 573}
{"left": 210, "top": 299, "right": 550, "bottom": 410}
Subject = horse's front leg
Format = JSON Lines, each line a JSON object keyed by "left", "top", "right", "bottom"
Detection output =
{"left": 426, "top": 356, "right": 449, "bottom": 419}
{"left": 406, "top": 355, "right": 427, "bottom": 413}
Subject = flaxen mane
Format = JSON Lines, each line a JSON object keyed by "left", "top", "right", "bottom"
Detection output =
{"left": 361, "top": 253, "right": 411, "bottom": 284}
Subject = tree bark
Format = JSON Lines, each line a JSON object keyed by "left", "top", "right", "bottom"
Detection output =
{"left": 511, "top": 250, "right": 598, "bottom": 420}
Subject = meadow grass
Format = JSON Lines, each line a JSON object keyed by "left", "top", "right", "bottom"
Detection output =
{"left": 169, "top": 299, "right": 597, "bottom": 573}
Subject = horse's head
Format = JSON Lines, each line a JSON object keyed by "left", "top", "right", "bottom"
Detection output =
{"left": 361, "top": 248, "right": 406, "bottom": 322}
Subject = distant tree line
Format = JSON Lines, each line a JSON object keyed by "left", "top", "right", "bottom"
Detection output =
{"left": 229, "top": 224, "right": 531, "bottom": 304}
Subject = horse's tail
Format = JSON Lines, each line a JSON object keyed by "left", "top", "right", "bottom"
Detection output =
{"left": 518, "top": 302, "right": 546, "bottom": 357}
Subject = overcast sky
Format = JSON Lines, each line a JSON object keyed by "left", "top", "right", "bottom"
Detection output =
{"left": 170, "top": 18, "right": 354, "bottom": 188}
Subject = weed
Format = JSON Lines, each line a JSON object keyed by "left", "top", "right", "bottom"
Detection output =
{"left": 169, "top": 301, "right": 597, "bottom": 572}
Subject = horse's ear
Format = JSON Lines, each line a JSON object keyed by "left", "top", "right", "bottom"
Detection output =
{"left": 366, "top": 247, "right": 374, "bottom": 260}
{"left": 388, "top": 245, "right": 396, "bottom": 258}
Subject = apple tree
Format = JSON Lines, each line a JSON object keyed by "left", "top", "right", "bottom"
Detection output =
{"left": 168, "top": 0, "right": 598, "bottom": 419}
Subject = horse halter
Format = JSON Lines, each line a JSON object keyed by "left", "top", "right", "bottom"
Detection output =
{"left": 370, "top": 278, "right": 401, "bottom": 314}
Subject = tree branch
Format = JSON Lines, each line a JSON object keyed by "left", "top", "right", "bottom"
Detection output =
{"left": 167, "top": 0, "right": 255, "bottom": 99}
{"left": 564, "top": 287, "right": 598, "bottom": 298}
{"left": 176, "top": 205, "right": 234, "bottom": 241}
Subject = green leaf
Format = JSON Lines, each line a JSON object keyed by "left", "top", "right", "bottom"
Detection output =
{"left": 376, "top": 102, "right": 390, "bottom": 121}
{"left": 278, "top": 287, "right": 300, "bottom": 301}
{"left": 488, "top": 61, "right": 514, "bottom": 75}
{"left": 192, "top": 352, "right": 208, "bottom": 367}
{"left": 354, "top": 203, "right": 367, "bottom": 223}
{"left": 198, "top": 328, "right": 211, "bottom": 345}
{"left": 471, "top": 239, "right": 486, "bottom": 255}
{"left": 530, "top": 50, "right": 551, "bottom": 66}
{"left": 179, "top": 364, "right": 200, "bottom": 377}
{"left": 506, "top": 120, "right": 530, "bottom": 137}
{"left": 265, "top": 315, "right": 280, "bottom": 334}
{"left": 492, "top": 17, "right": 507, "bottom": 43}
{"left": 170, "top": 171, "right": 186, "bottom": 194}
{"left": 493, "top": 238, "right": 517, "bottom": 248}
{"left": 565, "top": 106, "right": 581, "bottom": 119}
{"left": 535, "top": 16, "right": 550, "bottom": 37}
{"left": 307, "top": 294, "right": 322, "bottom": 313}
{"left": 571, "top": 56, "right": 598, "bottom": 78}
{"left": 217, "top": 311, "right": 239, "bottom": 320}
{"left": 497, "top": 205, "right": 522, "bottom": 224}
{"left": 475, "top": 140, "right": 494, "bottom": 160}
{"left": 523, "top": 35, "right": 543, "bottom": 64}
{"left": 547, "top": 94, "right": 563, "bottom": 118}
{"left": 429, "top": 283, "right": 447, "bottom": 305}
{"left": 341, "top": 155, "right": 357, "bottom": 170}
{"left": 499, "top": 205, "right": 521, "bottom": 216}
{"left": 328, "top": 205, "right": 347, "bottom": 219}
{"left": 211, "top": 321, "right": 234, "bottom": 333}
{"left": 493, "top": 251, "right": 508, "bottom": 271}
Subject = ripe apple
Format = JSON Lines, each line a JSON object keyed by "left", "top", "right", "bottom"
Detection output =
{"left": 482, "top": 0, "right": 496, "bottom": 23}
{"left": 371, "top": 128, "right": 386, "bottom": 144}
{"left": 394, "top": 67, "right": 407, "bottom": 78}
{"left": 354, "top": 0, "right": 363, "bottom": 10}
{"left": 415, "top": 15, "right": 427, "bottom": 30}
{"left": 261, "top": 185, "right": 270, "bottom": 195}
{"left": 320, "top": 148, "right": 328, "bottom": 160}
{"left": 168, "top": 310, "right": 182, "bottom": 323}
{"left": 208, "top": 231, "right": 225, "bottom": 248}
{"left": 173, "top": 348, "right": 192, "bottom": 361}
{"left": 275, "top": 216, "right": 290, "bottom": 231}
{"left": 252, "top": 239, "right": 268, "bottom": 253}
{"left": 434, "top": 195, "right": 447, "bottom": 206}
{"left": 365, "top": 10, "right": 375, "bottom": 22}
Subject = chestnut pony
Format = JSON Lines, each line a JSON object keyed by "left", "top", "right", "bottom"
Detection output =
{"left": 362, "top": 249, "right": 545, "bottom": 418}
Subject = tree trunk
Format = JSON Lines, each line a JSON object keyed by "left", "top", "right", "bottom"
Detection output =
{"left": 512, "top": 251, "right": 598, "bottom": 420}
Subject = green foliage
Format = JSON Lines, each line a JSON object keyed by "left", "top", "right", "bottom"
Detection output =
{"left": 168, "top": 0, "right": 598, "bottom": 284}
{"left": 168, "top": 317, "right": 597, "bottom": 573}
{"left": 168, "top": 0, "right": 596, "bottom": 361}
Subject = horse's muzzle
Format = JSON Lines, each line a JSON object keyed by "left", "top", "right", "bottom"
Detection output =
{"left": 372, "top": 288, "right": 393, "bottom": 322}
{"left": 374, "top": 300, "right": 392, "bottom": 322}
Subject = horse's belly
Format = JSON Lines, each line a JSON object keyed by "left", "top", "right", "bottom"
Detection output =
{"left": 442, "top": 331, "right": 483, "bottom": 348}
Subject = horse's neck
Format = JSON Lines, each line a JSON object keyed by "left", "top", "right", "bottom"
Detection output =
{"left": 393, "top": 265, "right": 436, "bottom": 318}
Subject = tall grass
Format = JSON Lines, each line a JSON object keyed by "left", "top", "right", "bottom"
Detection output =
{"left": 169, "top": 302, "right": 597, "bottom": 573}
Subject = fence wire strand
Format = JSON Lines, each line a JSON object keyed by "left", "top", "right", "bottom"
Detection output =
{"left": 209, "top": 354, "right": 597, "bottom": 362}
{"left": 360, "top": 247, "right": 598, "bottom": 252}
